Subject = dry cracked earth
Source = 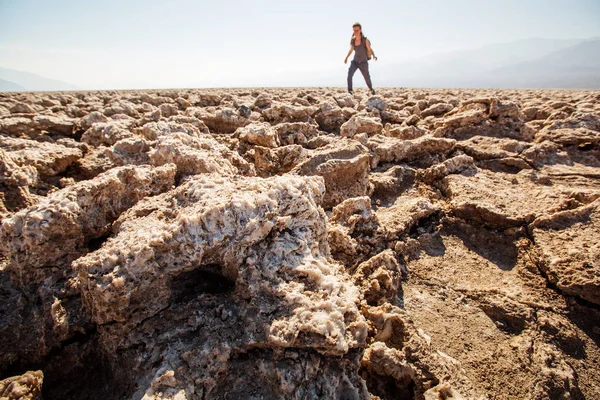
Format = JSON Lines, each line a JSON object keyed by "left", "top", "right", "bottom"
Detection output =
{"left": 0, "top": 87, "right": 599, "bottom": 400}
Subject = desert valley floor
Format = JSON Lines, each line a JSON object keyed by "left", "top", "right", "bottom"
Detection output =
{"left": 0, "top": 87, "right": 599, "bottom": 399}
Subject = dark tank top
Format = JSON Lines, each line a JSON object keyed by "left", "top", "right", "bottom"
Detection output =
{"left": 352, "top": 35, "right": 369, "bottom": 63}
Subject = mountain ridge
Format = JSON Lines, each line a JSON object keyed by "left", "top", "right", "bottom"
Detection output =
{"left": 0, "top": 66, "right": 78, "bottom": 92}
{"left": 0, "top": 78, "right": 26, "bottom": 92}
{"left": 378, "top": 37, "right": 600, "bottom": 89}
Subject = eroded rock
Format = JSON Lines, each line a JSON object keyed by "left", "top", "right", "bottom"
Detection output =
{"left": 0, "top": 136, "right": 83, "bottom": 176}
{"left": 149, "top": 132, "right": 253, "bottom": 177}
{"left": 341, "top": 114, "right": 383, "bottom": 138}
{"left": 69, "top": 174, "right": 371, "bottom": 398}
{"left": 434, "top": 98, "right": 534, "bottom": 142}
{"left": 0, "top": 370, "right": 43, "bottom": 400}
{"left": 292, "top": 139, "right": 371, "bottom": 209}
{"left": 530, "top": 199, "right": 600, "bottom": 305}
{"left": 367, "top": 135, "right": 456, "bottom": 168}
{"left": 235, "top": 122, "right": 280, "bottom": 148}
{"left": 1, "top": 88, "right": 599, "bottom": 400}
{"left": 1, "top": 164, "right": 176, "bottom": 280}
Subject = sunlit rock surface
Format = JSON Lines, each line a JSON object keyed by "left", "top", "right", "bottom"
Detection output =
{"left": 1, "top": 87, "right": 599, "bottom": 400}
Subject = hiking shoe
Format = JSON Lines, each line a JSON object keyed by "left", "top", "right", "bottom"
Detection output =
{"left": 370, "top": 88, "right": 376, "bottom": 95}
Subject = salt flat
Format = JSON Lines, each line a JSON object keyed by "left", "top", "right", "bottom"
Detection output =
{"left": 1, "top": 87, "right": 599, "bottom": 399}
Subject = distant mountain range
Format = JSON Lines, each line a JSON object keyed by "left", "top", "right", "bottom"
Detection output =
{"left": 376, "top": 37, "right": 600, "bottom": 89}
{"left": 0, "top": 78, "right": 26, "bottom": 92}
{"left": 2, "top": 37, "right": 600, "bottom": 91}
{"left": 266, "top": 37, "right": 600, "bottom": 89}
{"left": 0, "top": 67, "right": 78, "bottom": 92}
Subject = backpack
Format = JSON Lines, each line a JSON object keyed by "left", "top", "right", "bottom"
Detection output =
{"left": 350, "top": 34, "right": 372, "bottom": 60}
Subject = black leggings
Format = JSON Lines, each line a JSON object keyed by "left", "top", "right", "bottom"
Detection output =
{"left": 347, "top": 60, "right": 372, "bottom": 91}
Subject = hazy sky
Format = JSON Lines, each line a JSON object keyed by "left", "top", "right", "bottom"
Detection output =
{"left": 1, "top": 0, "right": 599, "bottom": 89}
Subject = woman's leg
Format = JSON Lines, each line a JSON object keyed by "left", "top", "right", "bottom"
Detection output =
{"left": 358, "top": 61, "right": 373, "bottom": 89}
{"left": 347, "top": 61, "right": 359, "bottom": 91}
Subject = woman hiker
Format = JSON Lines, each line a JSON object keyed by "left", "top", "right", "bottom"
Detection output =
{"left": 344, "top": 22, "right": 377, "bottom": 95}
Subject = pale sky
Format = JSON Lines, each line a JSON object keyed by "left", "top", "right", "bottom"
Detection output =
{"left": 1, "top": 0, "right": 599, "bottom": 89}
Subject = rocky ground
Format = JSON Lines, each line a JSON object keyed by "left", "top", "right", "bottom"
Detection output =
{"left": 0, "top": 87, "right": 599, "bottom": 400}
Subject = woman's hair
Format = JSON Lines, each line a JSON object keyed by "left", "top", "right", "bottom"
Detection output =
{"left": 351, "top": 22, "right": 365, "bottom": 43}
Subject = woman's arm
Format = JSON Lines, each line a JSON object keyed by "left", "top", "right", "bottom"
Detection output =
{"left": 344, "top": 45, "right": 354, "bottom": 63}
{"left": 366, "top": 40, "right": 377, "bottom": 60}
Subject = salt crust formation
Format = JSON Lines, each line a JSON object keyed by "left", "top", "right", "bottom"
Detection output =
{"left": 1, "top": 88, "right": 599, "bottom": 399}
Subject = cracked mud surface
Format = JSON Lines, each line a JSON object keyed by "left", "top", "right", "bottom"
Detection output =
{"left": 0, "top": 87, "right": 599, "bottom": 399}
